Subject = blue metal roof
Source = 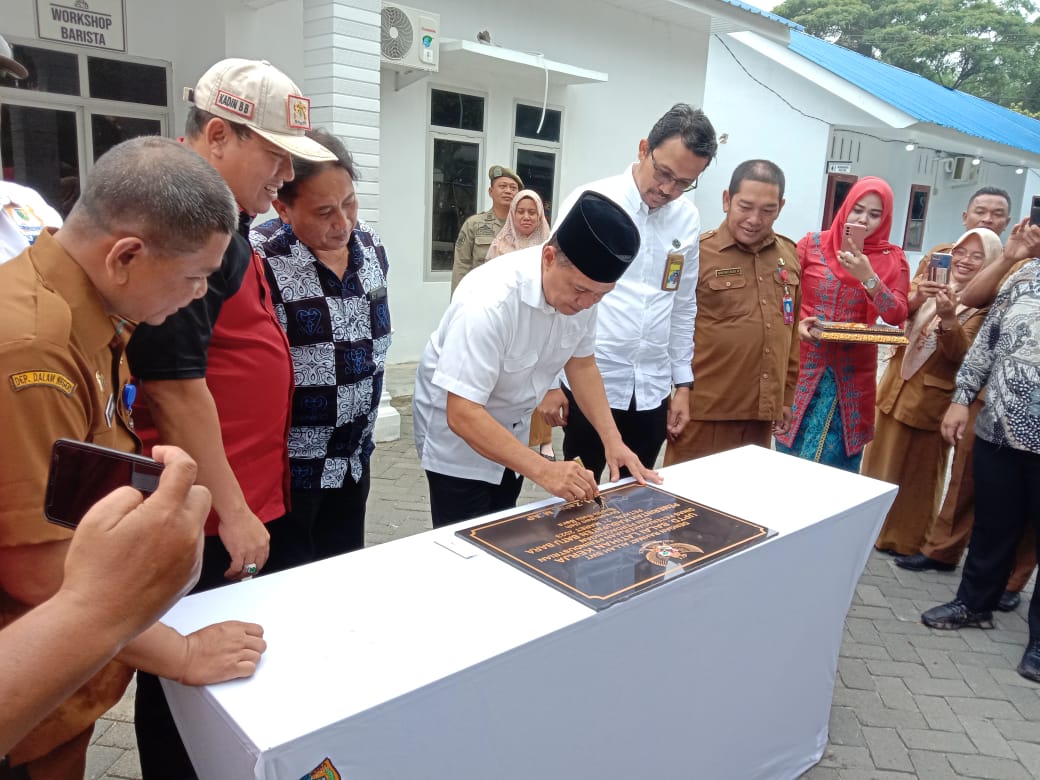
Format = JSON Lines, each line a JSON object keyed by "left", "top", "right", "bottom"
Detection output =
{"left": 788, "top": 29, "right": 1040, "bottom": 157}
{"left": 718, "top": 0, "right": 803, "bottom": 30}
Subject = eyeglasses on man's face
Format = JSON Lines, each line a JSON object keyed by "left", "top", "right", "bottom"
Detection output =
{"left": 649, "top": 148, "right": 698, "bottom": 192}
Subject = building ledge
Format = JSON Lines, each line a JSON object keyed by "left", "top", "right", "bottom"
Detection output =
{"left": 439, "top": 39, "right": 607, "bottom": 86}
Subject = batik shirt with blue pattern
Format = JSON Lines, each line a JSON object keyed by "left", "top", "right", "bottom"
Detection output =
{"left": 251, "top": 219, "right": 391, "bottom": 489}
{"left": 953, "top": 258, "right": 1040, "bottom": 454}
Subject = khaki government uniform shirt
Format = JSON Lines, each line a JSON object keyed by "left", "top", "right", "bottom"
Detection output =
{"left": 690, "top": 221, "right": 802, "bottom": 421}
{"left": 450, "top": 209, "right": 505, "bottom": 293}
{"left": 0, "top": 230, "right": 137, "bottom": 764}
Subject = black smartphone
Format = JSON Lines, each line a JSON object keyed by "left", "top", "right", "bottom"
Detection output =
{"left": 44, "top": 439, "right": 164, "bottom": 529}
{"left": 1030, "top": 195, "right": 1040, "bottom": 226}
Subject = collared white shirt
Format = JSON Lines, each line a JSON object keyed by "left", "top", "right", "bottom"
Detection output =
{"left": 414, "top": 246, "right": 597, "bottom": 484}
{"left": 0, "top": 182, "right": 62, "bottom": 263}
{"left": 555, "top": 167, "right": 699, "bottom": 410}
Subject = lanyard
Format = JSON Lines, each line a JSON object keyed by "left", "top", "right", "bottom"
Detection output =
{"left": 778, "top": 258, "right": 794, "bottom": 325}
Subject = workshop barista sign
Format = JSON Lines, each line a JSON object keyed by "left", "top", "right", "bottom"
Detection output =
{"left": 36, "top": 0, "right": 126, "bottom": 52}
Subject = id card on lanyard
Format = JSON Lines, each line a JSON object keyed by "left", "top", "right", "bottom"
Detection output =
{"left": 661, "top": 253, "right": 684, "bottom": 291}
{"left": 778, "top": 258, "right": 794, "bottom": 325}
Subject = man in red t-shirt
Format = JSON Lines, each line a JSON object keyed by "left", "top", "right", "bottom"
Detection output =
{"left": 127, "top": 59, "right": 335, "bottom": 779}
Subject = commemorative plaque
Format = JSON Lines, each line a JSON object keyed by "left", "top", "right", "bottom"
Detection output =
{"left": 457, "top": 483, "right": 774, "bottom": 610}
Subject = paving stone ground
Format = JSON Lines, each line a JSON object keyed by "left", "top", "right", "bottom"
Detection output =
{"left": 87, "top": 363, "right": 1040, "bottom": 779}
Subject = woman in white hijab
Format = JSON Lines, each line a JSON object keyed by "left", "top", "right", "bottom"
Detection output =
{"left": 487, "top": 189, "right": 555, "bottom": 458}
{"left": 863, "top": 227, "right": 1003, "bottom": 556}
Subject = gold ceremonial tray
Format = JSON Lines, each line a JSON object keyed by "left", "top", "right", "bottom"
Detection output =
{"left": 818, "top": 321, "right": 908, "bottom": 345}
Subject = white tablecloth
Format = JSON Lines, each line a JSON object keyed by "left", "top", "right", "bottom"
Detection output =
{"left": 160, "top": 446, "right": 896, "bottom": 780}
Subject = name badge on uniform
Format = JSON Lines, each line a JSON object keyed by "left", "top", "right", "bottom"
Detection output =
{"left": 661, "top": 253, "right": 685, "bottom": 291}
{"left": 715, "top": 267, "right": 742, "bottom": 277}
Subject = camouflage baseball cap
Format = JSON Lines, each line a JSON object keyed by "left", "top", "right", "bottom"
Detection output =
{"left": 488, "top": 165, "right": 523, "bottom": 189}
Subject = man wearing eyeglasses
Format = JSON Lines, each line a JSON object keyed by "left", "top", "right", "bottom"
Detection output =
{"left": 537, "top": 104, "right": 717, "bottom": 481}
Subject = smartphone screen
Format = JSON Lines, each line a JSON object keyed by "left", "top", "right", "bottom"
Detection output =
{"left": 44, "top": 439, "right": 164, "bottom": 529}
{"left": 1030, "top": 195, "right": 1040, "bottom": 227}
{"left": 843, "top": 223, "right": 866, "bottom": 253}
{"left": 928, "top": 252, "right": 952, "bottom": 285}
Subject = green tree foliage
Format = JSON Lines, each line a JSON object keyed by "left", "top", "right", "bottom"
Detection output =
{"left": 772, "top": 0, "right": 1040, "bottom": 113}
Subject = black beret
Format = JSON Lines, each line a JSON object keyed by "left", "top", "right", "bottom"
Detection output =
{"left": 555, "top": 191, "right": 640, "bottom": 283}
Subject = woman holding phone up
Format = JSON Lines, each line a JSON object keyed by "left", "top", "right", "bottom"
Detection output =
{"left": 863, "top": 228, "right": 1000, "bottom": 555}
{"left": 775, "top": 176, "right": 910, "bottom": 472}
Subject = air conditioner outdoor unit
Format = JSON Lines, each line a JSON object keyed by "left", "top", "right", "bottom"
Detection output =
{"left": 949, "top": 156, "right": 979, "bottom": 183}
{"left": 380, "top": 3, "right": 439, "bottom": 72}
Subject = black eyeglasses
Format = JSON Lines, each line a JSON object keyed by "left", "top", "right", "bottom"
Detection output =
{"left": 649, "top": 149, "right": 698, "bottom": 192}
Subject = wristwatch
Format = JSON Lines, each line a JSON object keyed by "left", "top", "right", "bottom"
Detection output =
{"left": 863, "top": 275, "right": 880, "bottom": 291}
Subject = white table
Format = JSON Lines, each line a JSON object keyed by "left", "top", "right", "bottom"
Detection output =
{"left": 161, "top": 446, "right": 896, "bottom": 780}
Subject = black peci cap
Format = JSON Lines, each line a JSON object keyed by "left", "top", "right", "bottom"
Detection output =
{"left": 555, "top": 191, "right": 640, "bottom": 283}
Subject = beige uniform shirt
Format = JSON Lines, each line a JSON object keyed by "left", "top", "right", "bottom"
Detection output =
{"left": 690, "top": 222, "right": 801, "bottom": 421}
{"left": 450, "top": 209, "right": 505, "bottom": 293}
{"left": 0, "top": 230, "right": 137, "bottom": 763}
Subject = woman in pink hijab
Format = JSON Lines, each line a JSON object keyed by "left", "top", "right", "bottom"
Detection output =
{"left": 864, "top": 228, "right": 1001, "bottom": 555}
{"left": 487, "top": 189, "right": 555, "bottom": 458}
{"left": 775, "top": 176, "right": 911, "bottom": 471}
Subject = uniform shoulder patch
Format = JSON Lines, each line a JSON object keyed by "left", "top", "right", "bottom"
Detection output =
{"left": 9, "top": 370, "right": 76, "bottom": 395}
{"left": 700, "top": 229, "right": 718, "bottom": 241}
{"left": 774, "top": 233, "right": 801, "bottom": 265}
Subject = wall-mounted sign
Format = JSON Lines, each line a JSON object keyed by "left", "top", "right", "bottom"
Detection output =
{"left": 36, "top": 0, "right": 126, "bottom": 52}
{"left": 827, "top": 161, "right": 853, "bottom": 174}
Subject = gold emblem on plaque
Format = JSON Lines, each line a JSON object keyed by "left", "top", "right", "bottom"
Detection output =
{"left": 640, "top": 540, "right": 703, "bottom": 567}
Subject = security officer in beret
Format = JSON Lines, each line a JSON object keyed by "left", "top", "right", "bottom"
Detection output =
{"left": 450, "top": 164, "right": 523, "bottom": 293}
{"left": 416, "top": 191, "right": 662, "bottom": 527}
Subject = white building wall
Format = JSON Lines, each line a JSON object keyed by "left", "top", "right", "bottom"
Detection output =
{"left": 378, "top": 0, "right": 713, "bottom": 362}
{"left": 700, "top": 32, "right": 832, "bottom": 242}
{"left": 829, "top": 130, "right": 1028, "bottom": 259}
{"left": 4, "top": 0, "right": 310, "bottom": 138}
{"left": 702, "top": 32, "right": 1036, "bottom": 263}
{"left": 302, "top": 0, "right": 381, "bottom": 226}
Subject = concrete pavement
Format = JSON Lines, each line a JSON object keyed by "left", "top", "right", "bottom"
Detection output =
{"left": 87, "top": 363, "right": 1040, "bottom": 779}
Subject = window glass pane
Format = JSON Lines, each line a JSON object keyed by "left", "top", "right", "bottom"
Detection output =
{"left": 88, "top": 58, "right": 167, "bottom": 106}
{"left": 515, "top": 148, "right": 556, "bottom": 221}
{"left": 430, "top": 89, "right": 483, "bottom": 131}
{"left": 431, "top": 138, "right": 479, "bottom": 271}
{"left": 0, "top": 45, "right": 79, "bottom": 95}
{"left": 92, "top": 115, "right": 162, "bottom": 161}
{"left": 903, "top": 187, "right": 929, "bottom": 251}
{"left": 1, "top": 104, "right": 80, "bottom": 218}
{"left": 515, "top": 104, "right": 561, "bottom": 143}
{"left": 909, "top": 189, "right": 929, "bottom": 220}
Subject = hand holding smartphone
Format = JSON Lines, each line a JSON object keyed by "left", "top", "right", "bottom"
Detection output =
{"left": 843, "top": 223, "right": 867, "bottom": 254}
{"left": 45, "top": 439, "right": 164, "bottom": 529}
{"left": 1029, "top": 195, "right": 1040, "bottom": 227}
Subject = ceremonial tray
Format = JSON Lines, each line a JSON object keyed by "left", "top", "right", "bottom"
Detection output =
{"left": 818, "top": 321, "right": 908, "bottom": 345}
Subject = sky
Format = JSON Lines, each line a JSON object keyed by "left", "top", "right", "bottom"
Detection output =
{"left": 742, "top": 0, "right": 782, "bottom": 10}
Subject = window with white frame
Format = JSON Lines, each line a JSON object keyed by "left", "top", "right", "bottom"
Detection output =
{"left": 512, "top": 102, "right": 562, "bottom": 221}
{"left": 428, "top": 88, "right": 485, "bottom": 273}
{"left": 0, "top": 39, "right": 171, "bottom": 218}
